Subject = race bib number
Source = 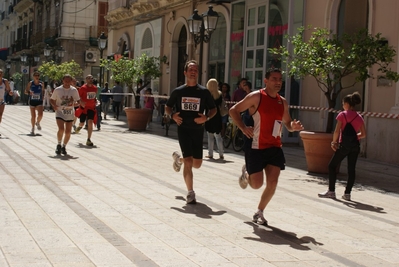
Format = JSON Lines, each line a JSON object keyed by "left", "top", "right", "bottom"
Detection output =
{"left": 31, "top": 94, "right": 41, "bottom": 100}
{"left": 87, "top": 92, "right": 96, "bottom": 99}
{"left": 272, "top": 120, "right": 282, "bottom": 138}
{"left": 62, "top": 109, "right": 73, "bottom": 115}
{"left": 181, "top": 97, "right": 200, "bottom": 112}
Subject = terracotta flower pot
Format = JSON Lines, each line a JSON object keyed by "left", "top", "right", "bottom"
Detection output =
{"left": 124, "top": 107, "right": 152, "bottom": 131}
{"left": 299, "top": 131, "right": 335, "bottom": 174}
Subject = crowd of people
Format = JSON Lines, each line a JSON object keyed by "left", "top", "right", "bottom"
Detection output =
{"left": 1, "top": 64, "right": 366, "bottom": 225}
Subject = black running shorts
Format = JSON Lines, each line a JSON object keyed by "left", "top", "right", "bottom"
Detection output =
{"left": 245, "top": 146, "right": 286, "bottom": 175}
{"left": 177, "top": 126, "right": 204, "bottom": 159}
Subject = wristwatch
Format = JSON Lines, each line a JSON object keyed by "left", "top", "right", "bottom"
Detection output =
{"left": 206, "top": 116, "right": 210, "bottom": 121}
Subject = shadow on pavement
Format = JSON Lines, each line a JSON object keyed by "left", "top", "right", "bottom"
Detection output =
{"left": 171, "top": 196, "right": 227, "bottom": 219}
{"left": 49, "top": 155, "right": 79, "bottom": 160}
{"left": 338, "top": 199, "right": 386, "bottom": 213}
{"left": 244, "top": 221, "right": 323, "bottom": 250}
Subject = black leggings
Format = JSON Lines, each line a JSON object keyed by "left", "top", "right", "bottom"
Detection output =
{"left": 328, "top": 145, "right": 360, "bottom": 194}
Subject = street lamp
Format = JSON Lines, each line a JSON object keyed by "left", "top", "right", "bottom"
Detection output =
{"left": 187, "top": 5, "right": 219, "bottom": 83}
{"left": 44, "top": 44, "right": 65, "bottom": 63}
{"left": 6, "top": 60, "right": 11, "bottom": 79}
{"left": 98, "top": 32, "right": 107, "bottom": 88}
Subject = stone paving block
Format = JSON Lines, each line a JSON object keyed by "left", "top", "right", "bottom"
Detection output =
{"left": 42, "top": 247, "right": 93, "bottom": 265}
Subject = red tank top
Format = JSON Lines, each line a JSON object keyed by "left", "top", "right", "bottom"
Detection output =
{"left": 251, "top": 90, "right": 284, "bottom": 149}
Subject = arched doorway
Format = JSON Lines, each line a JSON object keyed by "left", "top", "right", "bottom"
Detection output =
{"left": 336, "top": 0, "right": 368, "bottom": 110}
{"left": 177, "top": 26, "right": 187, "bottom": 87}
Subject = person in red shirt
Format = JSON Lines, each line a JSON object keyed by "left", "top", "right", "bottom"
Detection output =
{"left": 229, "top": 69, "right": 304, "bottom": 225}
{"left": 75, "top": 74, "right": 98, "bottom": 146}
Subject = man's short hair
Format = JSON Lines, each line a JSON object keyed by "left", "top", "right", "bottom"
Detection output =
{"left": 265, "top": 68, "right": 282, "bottom": 79}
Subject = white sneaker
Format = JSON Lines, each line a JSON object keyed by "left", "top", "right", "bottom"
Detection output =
{"left": 186, "top": 191, "right": 196, "bottom": 204}
{"left": 36, "top": 122, "right": 42, "bottom": 131}
{"left": 318, "top": 190, "right": 336, "bottom": 199}
{"left": 239, "top": 164, "right": 248, "bottom": 189}
{"left": 253, "top": 210, "right": 267, "bottom": 225}
{"left": 342, "top": 194, "right": 351, "bottom": 201}
{"left": 172, "top": 151, "right": 182, "bottom": 172}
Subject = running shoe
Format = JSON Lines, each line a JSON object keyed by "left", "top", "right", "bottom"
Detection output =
{"left": 30, "top": 128, "right": 35, "bottom": 135}
{"left": 318, "top": 190, "right": 336, "bottom": 199}
{"left": 172, "top": 151, "right": 182, "bottom": 172}
{"left": 61, "top": 146, "right": 67, "bottom": 155}
{"left": 55, "top": 144, "right": 62, "bottom": 155}
{"left": 75, "top": 126, "right": 82, "bottom": 134}
{"left": 253, "top": 210, "right": 268, "bottom": 225}
{"left": 342, "top": 194, "right": 351, "bottom": 201}
{"left": 186, "top": 191, "right": 196, "bottom": 204}
{"left": 239, "top": 164, "right": 248, "bottom": 189}
{"left": 36, "top": 122, "right": 42, "bottom": 131}
{"left": 86, "top": 139, "right": 94, "bottom": 146}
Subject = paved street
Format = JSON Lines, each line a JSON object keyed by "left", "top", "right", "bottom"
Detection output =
{"left": 0, "top": 104, "right": 398, "bottom": 267}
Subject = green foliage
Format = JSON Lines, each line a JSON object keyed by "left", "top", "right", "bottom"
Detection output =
{"left": 38, "top": 60, "right": 83, "bottom": 83}
{"left": 11, "top": 72, "right": 22, "bottom": 83}
{"left": 269, "top": 26, "right": 399, "bottom": 132}
{"left": 100, "top": 53, "right": 162, "bottom": 95}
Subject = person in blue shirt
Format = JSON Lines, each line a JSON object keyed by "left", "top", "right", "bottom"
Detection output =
{"left": 24, "top": 71, "right": 44, "bottom": 135}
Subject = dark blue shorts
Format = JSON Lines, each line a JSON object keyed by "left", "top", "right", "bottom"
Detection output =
{"left": 245, "top": 146, "right": 285, "bottom": 174}
{"left": 29, "top": 100, "right": 43, "bottom": 107}
{"left": 177, "top": 126, "right": 204, "bottom": 159}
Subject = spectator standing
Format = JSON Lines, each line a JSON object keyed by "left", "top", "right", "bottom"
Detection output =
{"left": 0, "top": 70, "right": 11, "bottom": 135}
{"left": 318, "top": 92, "right": 366, "bottom": 201}
{"left": 231, "top": 78, "right": 248, "bottom": 104}
{"left": 144, "top": 88, "right": 158, "bottom": 129}
{"left": 220, "top": 83, "right": 231, "bottom": 137}
{"left": 43, "top": 81, "right": 53, "bottom": 111}
{"left": 112, "top": 81, "right": 123, "bottom": 120}
{"left": 205, "top": 78, "right": 224, "bottom": 160}
{"left": 101, "top": 82, "right": 112, "bottom": 120}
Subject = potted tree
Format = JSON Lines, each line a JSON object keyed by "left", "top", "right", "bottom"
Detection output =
{"left": 270, "top": 27, "right": 399, "bottom": 173}
{"left": 101, "top": 53, "right": 163, "bottom": 131}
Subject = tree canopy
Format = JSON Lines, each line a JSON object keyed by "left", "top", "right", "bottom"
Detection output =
{"left": 269, "top": 26, "right": 399, "bottom": 132}
{"left": 38, "top": 60, "right": 83, "bottom": 83}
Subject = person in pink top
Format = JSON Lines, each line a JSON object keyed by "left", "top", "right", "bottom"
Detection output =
{"left": 318, "top": 92, "right": 366, "bottom": 201}
{"left": 144, "top": 88, "right": 157, "bottom": 129}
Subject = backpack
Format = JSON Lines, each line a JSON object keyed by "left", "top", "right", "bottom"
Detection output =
{"left": 341, "top": 113, "right": 359, "bottom": 148}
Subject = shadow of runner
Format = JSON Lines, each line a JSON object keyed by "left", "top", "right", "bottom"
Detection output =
{"left": 338, "top": 199, "right": 386, "bottom": 213}
{"left": 244, "top": 221, "right": 323, "bottom": 250}
{"left": 171, "top": 196, "right": 226, "bottom": 219}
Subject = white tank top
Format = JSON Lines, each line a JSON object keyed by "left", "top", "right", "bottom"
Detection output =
{"left": 0, "top": 79, "right": 6, "bottom": 103}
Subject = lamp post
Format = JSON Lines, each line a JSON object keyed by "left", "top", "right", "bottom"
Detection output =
{"left": 44, "top": 44, "right": 65, "bottom": 63}
{"left": 187, "top": 6, "right": 219, "bottom": 83}
{"left": 6, "top": 60, "right": 11, "bottom": 79}
{"left": 98, "top": 32, "right": 107, "bottom": 88}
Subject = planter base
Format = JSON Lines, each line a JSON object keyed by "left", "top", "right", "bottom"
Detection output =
{"left": 300, "top": 131, "right": 334, "bottom": 174}
{"left": 124, "top": 108, "right": 152, "bottom": 131}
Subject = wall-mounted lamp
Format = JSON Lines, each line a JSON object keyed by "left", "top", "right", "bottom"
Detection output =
{"left": 162, "top": 55, "right": 169, "bottom": 65}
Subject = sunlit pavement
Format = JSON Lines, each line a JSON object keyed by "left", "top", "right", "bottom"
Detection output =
{"left": 0, "top": 104, "right": 398, "bottom": 267}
